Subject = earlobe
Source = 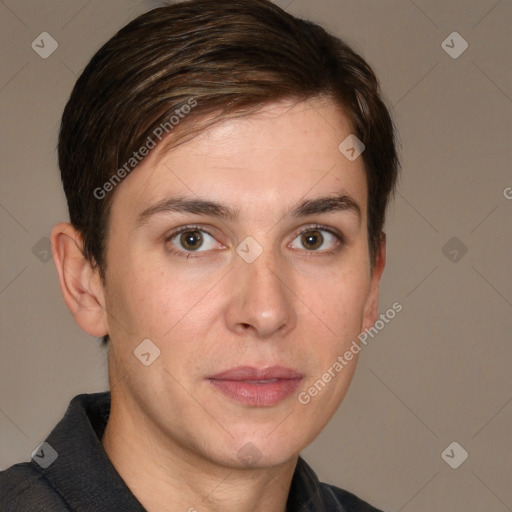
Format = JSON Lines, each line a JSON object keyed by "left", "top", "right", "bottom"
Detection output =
{"left": 50, "top": 222, "right": 108, "bottom": 337}
{"left": 361, "top": 233, "right": 387, "bottom": 331}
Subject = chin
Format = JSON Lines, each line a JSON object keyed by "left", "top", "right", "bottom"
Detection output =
{"left": 209, "top": 431, "right": 305, "bottom": 471}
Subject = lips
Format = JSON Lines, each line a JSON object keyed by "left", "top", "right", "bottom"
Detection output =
{"left": 210, "top": 366, "right": 303, "bottom": 381}
{"left": 208, "top": 366, "right": 303, "bottom": 407}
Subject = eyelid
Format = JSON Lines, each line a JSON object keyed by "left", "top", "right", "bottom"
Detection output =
{"left": 290, "top": 223, "right": 345, "bottom": 247}
{"left": 165, "top": 223, "right": 344, "bottom": 242}
{"left": 164, "top": 224, "right": 217, "bottom": 242}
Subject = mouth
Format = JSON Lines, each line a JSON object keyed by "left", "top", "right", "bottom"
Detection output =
{"left": 208, "top": 366, "right": 303, "bottom": 407}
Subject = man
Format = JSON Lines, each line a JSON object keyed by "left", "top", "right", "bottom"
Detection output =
{"left": 0, "top": 0, "right": 399, "bottom": 510}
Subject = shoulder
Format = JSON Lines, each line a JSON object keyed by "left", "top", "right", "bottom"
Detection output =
{"left": 0, "top": 462, "right": 70, "bottom": 511}
{"left": 320, "top": 481, "right": 385, "bottom": 512}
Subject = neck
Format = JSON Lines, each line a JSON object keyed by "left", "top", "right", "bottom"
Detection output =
{"left": 101, "top": 393, "right": 297, "bottom": 512}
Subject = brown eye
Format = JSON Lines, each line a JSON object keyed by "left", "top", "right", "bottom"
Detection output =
{"left": 180, "top": 230, "right": 203, "bottom": 250}
{"left": 289, "top": 227, "right": 341, "bottom": 253}
{"left": 301, "top": 230, "right": 323, "bottom": 250}
{"left": 167, "top": 228, "right": 221, "bottom": 255}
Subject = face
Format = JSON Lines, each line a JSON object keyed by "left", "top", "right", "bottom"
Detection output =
{"left": 99, "top": 98, "right": 384, "bottom": 469}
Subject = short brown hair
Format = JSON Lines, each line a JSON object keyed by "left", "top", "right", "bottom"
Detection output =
{"left": 58, "top": 0, "right": 399, "bottom": 279}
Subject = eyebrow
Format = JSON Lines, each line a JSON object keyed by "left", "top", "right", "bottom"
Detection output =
{"left": 136, "top": 193, "right": 361, "bottom": 226}
{"left": 290, "top": 194, "right": 361, "bottom": 219}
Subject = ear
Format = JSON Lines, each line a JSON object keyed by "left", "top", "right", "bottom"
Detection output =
{"left": 50, "top": 222, "right": 108, "bottom": 337}
{"left": 361, "top": 233, "right": 386, "bottom": 331}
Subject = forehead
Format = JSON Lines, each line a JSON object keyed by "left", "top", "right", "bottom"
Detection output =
{"left": 110, "top": 98, "right": 367, "bottom": 223}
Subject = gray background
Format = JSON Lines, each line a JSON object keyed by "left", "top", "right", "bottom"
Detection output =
{"left": 1, "top": 0, "right": 511, "bottom": 510}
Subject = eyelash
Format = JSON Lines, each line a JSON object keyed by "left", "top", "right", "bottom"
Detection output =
{"left": 164, "top": 225, "right": 220, "bottom": 260}
{"left": 291, "top": 224, "right": 344, "bottom": 256}
{"left": 164, "top": 223, "right": 344, "bottom": 259}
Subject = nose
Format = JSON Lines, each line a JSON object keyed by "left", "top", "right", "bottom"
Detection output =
{"left": 224, "top": 249, "right": 296, "bottom": 339}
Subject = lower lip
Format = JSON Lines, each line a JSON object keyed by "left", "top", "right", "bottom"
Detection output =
{"left": 209, "top": 378, "right": 302, "bottom": 406}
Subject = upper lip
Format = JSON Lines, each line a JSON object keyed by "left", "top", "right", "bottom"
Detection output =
{"left": 209, "top": 366, "right": 303, "bottom": 381}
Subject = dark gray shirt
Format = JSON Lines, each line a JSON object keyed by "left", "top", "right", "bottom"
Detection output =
{"left": 0, "top": 392, "right": 384, "bottom": 511}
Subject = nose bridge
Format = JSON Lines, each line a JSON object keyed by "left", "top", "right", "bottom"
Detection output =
{"left": 248, "top": 247, "right": 285, "bottom": 299}
{"left": 226, "top": 242, "right": 295, "bottom": 338}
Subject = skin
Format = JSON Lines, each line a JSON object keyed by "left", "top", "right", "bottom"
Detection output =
{"left": 51, "top": 97, "right": 385, "bottom": 512}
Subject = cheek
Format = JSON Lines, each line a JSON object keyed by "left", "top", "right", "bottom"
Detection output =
{"left": 103, "top": 270, "right": 215, "bottom": 391}
{"left": 307, "top": 266, "right": 370, "bottom": 341}
{"left": 106, "top": 254, "right": 223, "bottom": 345}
